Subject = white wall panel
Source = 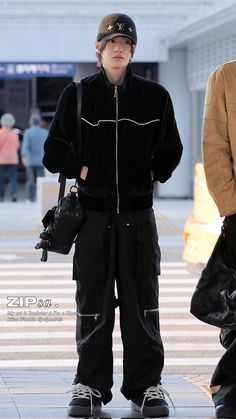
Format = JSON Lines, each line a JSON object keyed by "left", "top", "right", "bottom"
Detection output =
{"left": 188, "top": 29, "right": 236, "bottom": 91}
{"left": 158, "top": 49, "right": 191, "bottom": 198}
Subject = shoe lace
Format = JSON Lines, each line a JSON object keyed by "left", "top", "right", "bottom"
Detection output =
{"left": 141, "top": 384, "right": 175, "bottom": 415}
{"left": 67, "top": 383, "right": 101, "bottom": 415}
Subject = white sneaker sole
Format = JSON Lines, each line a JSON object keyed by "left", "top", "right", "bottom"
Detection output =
{"left": 67, "top": 403, "right": 101, "bottom": 417}
{"left": 131, "top": 401, "right": 169, "bottom": 417}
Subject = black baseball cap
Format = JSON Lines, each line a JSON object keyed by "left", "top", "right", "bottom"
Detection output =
{"left": 97, "top": 13, "right": 137, "bottom": 45}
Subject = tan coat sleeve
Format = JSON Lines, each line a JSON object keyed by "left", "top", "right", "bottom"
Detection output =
{"left": 202, "top": 65, "right": 236, "bottom": 216}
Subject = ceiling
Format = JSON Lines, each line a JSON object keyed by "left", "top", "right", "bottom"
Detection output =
{"left": 0, "top": 1, "right": 235, "bottom": 27}
{"left": 1, "top": 0, "right": 236, "bottom": 62}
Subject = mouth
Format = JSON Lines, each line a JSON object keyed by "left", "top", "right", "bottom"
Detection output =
{"left": 113, "top": 55, "right": 124, "bottom": 59}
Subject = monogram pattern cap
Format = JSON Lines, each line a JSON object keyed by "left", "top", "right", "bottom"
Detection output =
{"left": 97, "top": 13, "right": 137, "bottom": 44}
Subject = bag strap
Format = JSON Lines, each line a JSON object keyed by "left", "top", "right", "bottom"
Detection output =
{"left": 57, "top": 81, "right": 82, "bottom": 202}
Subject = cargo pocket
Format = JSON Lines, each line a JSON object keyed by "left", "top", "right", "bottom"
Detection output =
{"left": 135, "top": 210, "right": 161, "bottom": 277}
{"left": 73, "top": 212, "right": 107, "bottom": 281}
{"left": 74, "top": 237, "right": 106, "bottom": 280}
{"left": 76, "top": 312, "right": 101, "bottom": 350}
{"left": 143, "top": 307, "right": 161, "bottom": 337}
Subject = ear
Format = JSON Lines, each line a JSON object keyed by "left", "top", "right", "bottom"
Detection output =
{"left": 95, "top": 41, "right": 100, "bottom": 51}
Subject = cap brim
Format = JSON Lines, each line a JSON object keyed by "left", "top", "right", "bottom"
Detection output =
{"left": 101, "top": 33, "right": 136, "bottom": 44}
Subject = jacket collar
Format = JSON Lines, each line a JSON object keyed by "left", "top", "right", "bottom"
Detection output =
{"left": 100, "top": 65, "right": 132, "bottom": 94}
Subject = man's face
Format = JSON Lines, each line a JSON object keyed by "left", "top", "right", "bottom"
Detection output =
{"left": 99, "top": 36, "right": 134, "bottom": 70}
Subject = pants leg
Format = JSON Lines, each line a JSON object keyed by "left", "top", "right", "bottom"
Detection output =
{"left": 73, "top": 209, "right": 115, "bottom": 404}
{"left": 25, "top": 166, "right": 35, "bottom": 201}
{"left": 211, "top": 213, "right": 236, "bottom": 406}
{"left": 116, "top": 209, "right": 164, "bottom": 400}
{"left": 8, "top": 165, "right": 17, "bottom": 197}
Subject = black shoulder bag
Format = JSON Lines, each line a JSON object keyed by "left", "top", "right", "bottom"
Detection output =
{"left": 190, "top": 219, "right": 236, "bottom": 329}
{"left": 35, "top": 81, "right": 84, "bottom": 262}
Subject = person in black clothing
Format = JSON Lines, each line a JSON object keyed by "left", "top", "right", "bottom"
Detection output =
{"left": 43, "top": 13, "right": 183, "bottom": 417}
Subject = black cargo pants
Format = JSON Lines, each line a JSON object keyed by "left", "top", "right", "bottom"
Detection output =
{"left": 211, "top": 213, "right": 236, "bottom": 407}
{"left": 72, "top": 208, "right": 164, "bottom": 404}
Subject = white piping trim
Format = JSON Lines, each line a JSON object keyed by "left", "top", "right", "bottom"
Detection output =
{"left": 81, "top": 117, "right": 160, "bottom": 127}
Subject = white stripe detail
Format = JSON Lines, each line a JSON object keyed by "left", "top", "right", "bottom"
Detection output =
{"left": 0, "top": 262, "right": 184, "bottom": 269}
{"left": 81, "top": 117, "right": 160, "bottom": 127}
{"left": 0, "top": 266, "right": 189, "bottom": 277}
{"left": 0, "top": 286, "right": 194, "bottom": 294}
{"left": 160, "top": 287, "right": 195, "bottom": 292}
{"left": 160, "top": 269, "right": 190, "bottom": 275}
{"left": 0, "top": 271, "right": 72, "bottom": 276}
{"left": 159, "top": 279, "right": 197, "bottom": 284}
{"left": 0, "top": 307, "right": 190, "bottom": 314}
{"left": 165, "top": 358, "right": 221, "bottom": 366}
{"left": 160, "top": 297, "right": 191, "bottom": 302}
{"left": 0, "top": 359, "right": 78, "bottom": 367}
{"left": 0, "top": 263, "right": 72, "bottom": 269}
{"left": 0, "top": 297, "right": 192, "bottom": 304}
{"left": 161, "top": 330, "right": 219, "bottom": 337}
{"left": 2, "top": 308, "right": 196, "bottom": 316}
{"left": 0, "top": 297, "right": 192, "bottom": 305}
{"left": 0, "top": 358, "right": 221, "bottom": 368}
{"left": 0, "top": 279, "right": 196, "bottom": 286}
{"left": 0, "top": 330, "right": 218, "bottom": 339}
{"left": 1, "top": 288, "right": 74, "bottom": 293}
{"left": 0, "top": 345, "right": 77, "bottom": 353}
{"left": 165, "top": 343, "right": 223, "bottom": 351}
{"left": 0, "top": 280, "right": 71, "bottom": 285}
{"left": 0, "top": 298, "right": 74, "bottom": 304}
{"left": 159, "top": 319, "right": 205, "bottom": 325}
{"left": 0, "top": 319, "right": 205, "bottom": 327}
{"left": 160, "top": 262, "right": 187, "bottom": 267}
{"left": 0, "top": 343, "right": 223, "bottom": 353}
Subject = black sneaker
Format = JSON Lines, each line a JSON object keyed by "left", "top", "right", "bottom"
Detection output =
{"left": 67, "top": 383, "right": 102, "bottom": 417}
{"left": 131, "top": 384, "right": 172, "bottom": 417}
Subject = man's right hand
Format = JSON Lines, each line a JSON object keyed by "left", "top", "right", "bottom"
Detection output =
{"left": 80, "top": 165, "right": 88, "bottom": 180}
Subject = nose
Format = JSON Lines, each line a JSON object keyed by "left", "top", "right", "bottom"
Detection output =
{"left": 114, "top": 42, "right": 123, "bottom": 52}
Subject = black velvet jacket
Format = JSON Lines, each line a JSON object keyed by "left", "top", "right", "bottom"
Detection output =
{"left": 43, "top": 66, "right": 183, "bottom": 212}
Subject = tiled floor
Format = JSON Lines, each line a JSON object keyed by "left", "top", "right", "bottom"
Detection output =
{"left": 0, "top": 371, "right": 215, "bottom": 418}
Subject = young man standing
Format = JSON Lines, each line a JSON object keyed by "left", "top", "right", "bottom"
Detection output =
{"left": 43, "top": 13, "right": 183, "bottom": 417}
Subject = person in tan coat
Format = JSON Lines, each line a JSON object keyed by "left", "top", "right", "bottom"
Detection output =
{"left": 202, "top": 59, "right": 236, "bottom": 419}
{"left": 0, "top": 113, "right": 20, "bottom": 202}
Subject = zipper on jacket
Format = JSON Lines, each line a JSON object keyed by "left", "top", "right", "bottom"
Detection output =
{"left": 78, "top": 313, "right": 101, "bottom": 321}
{"left": 144, "top": 308, "right": 159, "bottom": 318}
{"left": 114, "top": 85, "right": 120, "bottom": 214}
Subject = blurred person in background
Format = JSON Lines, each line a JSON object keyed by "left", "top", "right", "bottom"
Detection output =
{"left": 0, "top": 113, "right": 20, "bottom": 202}
{"left": 202, "top": 60, "right": 236, "bottom": 419}
{"left": 43, "top": 12, "right": 183, "bottom": 418}
{"left": 21, "top": 113, "right": 47, "bottom": 202}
